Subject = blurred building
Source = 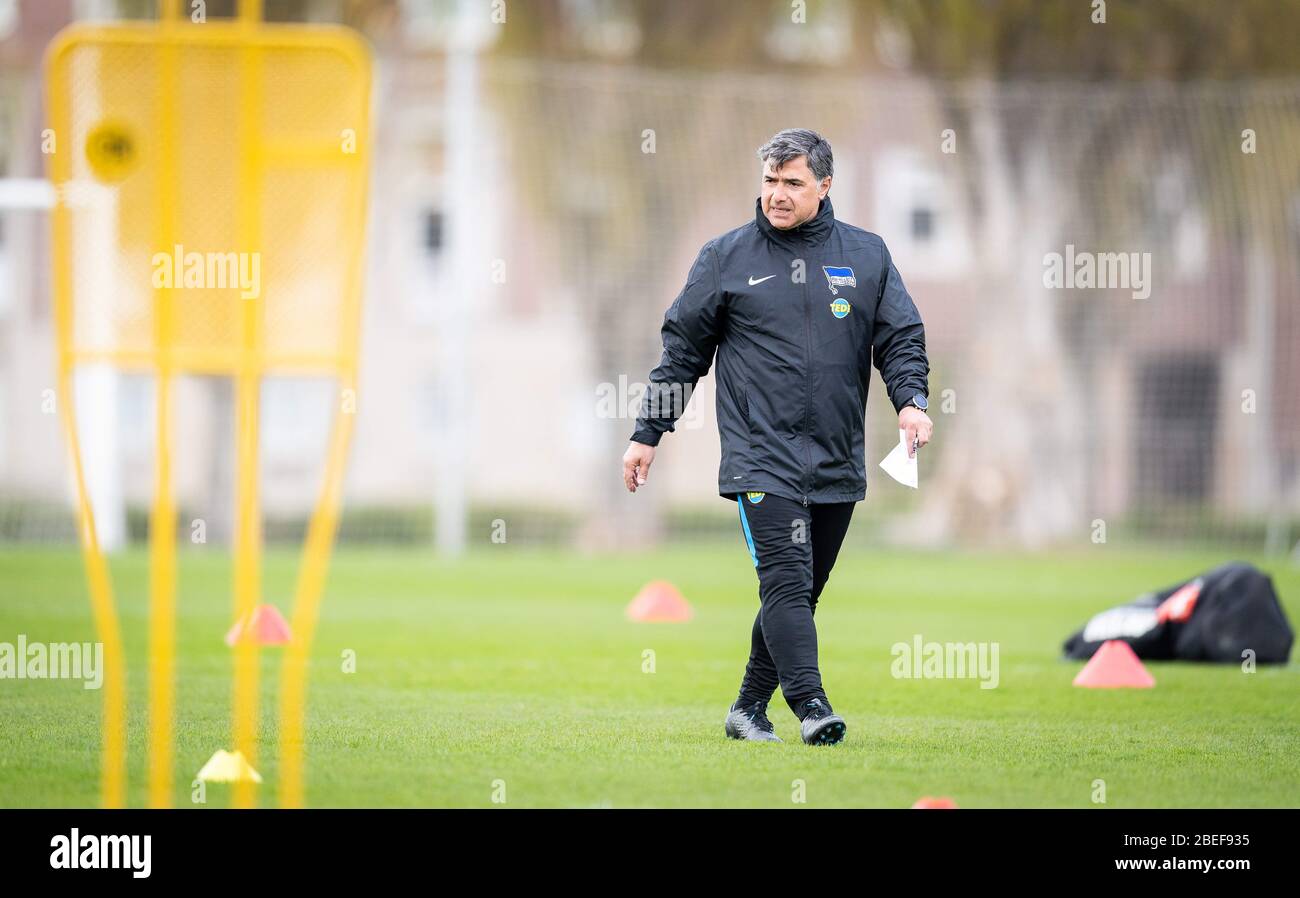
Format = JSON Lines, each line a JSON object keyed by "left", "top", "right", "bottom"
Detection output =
{"left": 0, "top": 0, "right": 1297, "bottom": 550}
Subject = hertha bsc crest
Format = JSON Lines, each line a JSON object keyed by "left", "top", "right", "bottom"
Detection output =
{"left": 822, "top": 265, "right": 856, "bottom": 295}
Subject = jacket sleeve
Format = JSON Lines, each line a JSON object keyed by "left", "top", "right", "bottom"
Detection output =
{"left": 629, "top": 241, "right": 724, "bottom": 446}
{"left": 871, "top": 241, "right": 930, "bottom": 415}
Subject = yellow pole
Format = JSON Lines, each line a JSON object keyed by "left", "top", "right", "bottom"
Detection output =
{"left": 278, "top": 374, "right": 357, "bottom": 808}
{"left": 48, "top": 45, "right": 128, "bottom": 810}
{"left": 239, "top": 0, "right": 264, "bottom": 25}
{"left": 56, "top": 371, "right": 129, "bottom": 808}
{"left": 232, "top": 377, "right": 260, "bottom": 809}
{"left": 280, "top": 55, "right": 371, "bottom": 806}
{"left": 146, "top": 31, "right": 181, "bottom": 811}
{"left": 231, "top": 27, "right": 265, "bottom": 811}
{"left": 146, "top": 375, "right": 177, "bottom": 810}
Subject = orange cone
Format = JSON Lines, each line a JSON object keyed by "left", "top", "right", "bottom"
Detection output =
{"left": 625, "top": 580, "right": 693, "bottom": 622}
{"left": 225, "top": 604, "right": 292, "bottom": 647}
{"left": 912, "top": 796, "right": 958, "bottom": 809}
{"left": 1072, "top": 639, "right": 1155, "bottom": 688}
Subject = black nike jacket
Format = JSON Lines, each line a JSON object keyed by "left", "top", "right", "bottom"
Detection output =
{"left": 629, "top": 194, "right": 930, "bottom": 505}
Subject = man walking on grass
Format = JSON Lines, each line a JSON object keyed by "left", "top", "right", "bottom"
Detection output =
{"left": 622, "top": 128, "right": 933, "bottom": 745}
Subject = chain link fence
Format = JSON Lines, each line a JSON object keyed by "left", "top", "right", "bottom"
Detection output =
{"left": 2, "top": 57, "right": 1298, "bottom": 553}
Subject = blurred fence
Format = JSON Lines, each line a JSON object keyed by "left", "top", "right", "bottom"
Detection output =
{"left": 2, "top": 55, "right": 1299, "bottom": 553}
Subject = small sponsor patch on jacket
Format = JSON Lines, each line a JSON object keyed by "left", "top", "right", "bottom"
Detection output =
{"left": 829, "top": 298, "right": 851, "bottom": 318}
{"left": 746, "top": 492, "right": 765, "bottom": 504}
{"left": 822, "top": 265, "right": 856, "bottom": 295}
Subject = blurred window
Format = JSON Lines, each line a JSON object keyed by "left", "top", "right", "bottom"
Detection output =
{"left": 119, "top": 374, "right": 153, "bottom": 459}
{"left": 1136, "top": 354, "right": 1218, "bottom": 503}
{"left": 406, "top": 205, "right": 444, "bottom": 324}
{"left": 0, "top": 214, "right": 9, "bottom": 320}
{"left": 873, "top": 149, "right": 970, "bottom": 280}
{"left": 424, "top": 209, "right": 444, "bottom": 256}
{"left": 0, "top": 0, "right": 16, "bottom": 42}
{"left": 763, "top": 0, "right": 850, "bottom": 64}
{"left": 263, "top": 378, "right": 332, "bottom": 461}
{"left": 910, "top": 206, "right": 933, "bottom": 241}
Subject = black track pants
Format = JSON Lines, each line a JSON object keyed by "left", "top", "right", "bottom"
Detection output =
{"left": 732, "top": 492, "right": 856, "bottom": 716}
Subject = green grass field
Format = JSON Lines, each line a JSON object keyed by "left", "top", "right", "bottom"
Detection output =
{"left": 1, "top": 544, "right": 1297, "bottom": 808}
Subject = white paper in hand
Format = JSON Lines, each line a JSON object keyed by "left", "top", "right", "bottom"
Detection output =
{"left": 878, "top": 429, "right": 918, "bottom": 488}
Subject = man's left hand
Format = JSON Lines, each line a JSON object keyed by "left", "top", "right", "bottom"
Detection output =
{"left": 899, "top": 406, "right": 933, "bottom": 459}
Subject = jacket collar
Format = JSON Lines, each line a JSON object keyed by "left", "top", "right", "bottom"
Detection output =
{"left": 754, "top": 194, "right": 835, "bottom": 248}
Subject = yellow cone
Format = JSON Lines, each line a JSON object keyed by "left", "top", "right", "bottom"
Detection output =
{"left": 196, "top": 749, "right": 263, "bottom": 784}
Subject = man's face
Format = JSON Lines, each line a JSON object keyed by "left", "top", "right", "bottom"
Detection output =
{"left": 761, "top": 155, "right": 831, "bottom": 229}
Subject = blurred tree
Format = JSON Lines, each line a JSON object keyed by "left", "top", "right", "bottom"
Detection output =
{"left": 866, "top": 0, "right": 1300, "bottom": 544}
{"left": 871, "top": 0, "right": 1300, "bottom": 80}
{"left": 140, "top": 0, "right": 1298, "bottom": 547}
{"left": 489, "top": 0, "right": 846, "bottom": 548}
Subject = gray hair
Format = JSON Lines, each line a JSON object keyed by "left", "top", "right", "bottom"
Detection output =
{"left": 756, "top": 128, "right": 833, "bottom": 182}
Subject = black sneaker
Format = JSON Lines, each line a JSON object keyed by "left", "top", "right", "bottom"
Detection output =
{"left": 724, "top": 699, "right": 782, "bottom": 742}
{"left": 798, "top": 697, "right": 846, "bottom": 745}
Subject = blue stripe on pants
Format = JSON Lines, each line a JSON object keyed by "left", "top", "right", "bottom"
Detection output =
{"left": 737, "top": 501, "right": 758, "bottom": 567}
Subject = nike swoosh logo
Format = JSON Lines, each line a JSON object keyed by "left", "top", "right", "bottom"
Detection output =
{"left": 748, "top": 275, "right": 776, "bottom": 285}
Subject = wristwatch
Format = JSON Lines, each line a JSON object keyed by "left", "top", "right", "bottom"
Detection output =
{"left": 909, "top": 394, "right": 928, "bottom": 412}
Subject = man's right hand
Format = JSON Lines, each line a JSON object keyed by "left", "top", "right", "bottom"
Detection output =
{"left": 622, "top": 441, "right": 656, "bottom": 493}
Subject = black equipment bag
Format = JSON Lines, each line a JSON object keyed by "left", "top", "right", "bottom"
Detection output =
{"left": 1063, "top": 561, "right": 1293, "bottom": 663}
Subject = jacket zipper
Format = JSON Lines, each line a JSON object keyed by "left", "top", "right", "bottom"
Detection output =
{"left": 800, "top": 244, "right": 813, "bottom": 507}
